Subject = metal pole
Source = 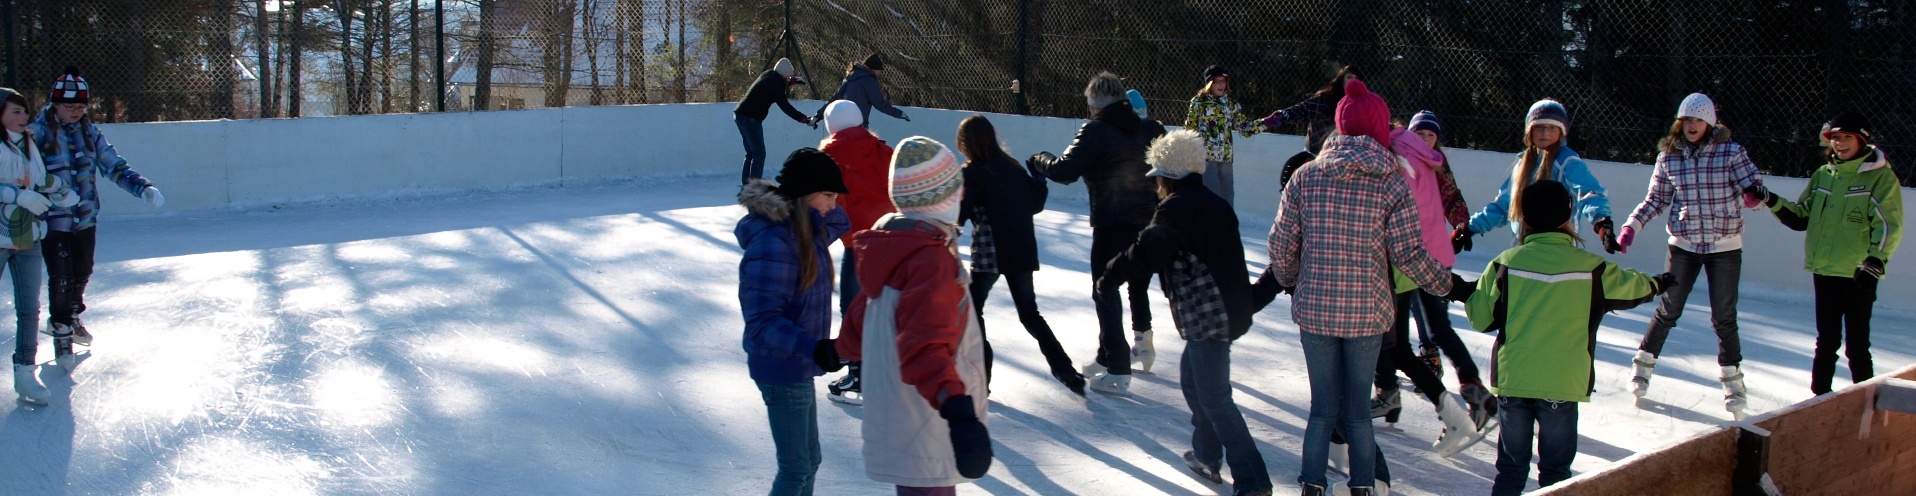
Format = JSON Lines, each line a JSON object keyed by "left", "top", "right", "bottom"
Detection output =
{"left": 434, "top": 0, "right": 444, "bottom": 111}
{"left": 1014, "top": 0, "right": 1027, "bottom": 115}
{"left": 4, "top": 0, "right": 15, "bottom": 90}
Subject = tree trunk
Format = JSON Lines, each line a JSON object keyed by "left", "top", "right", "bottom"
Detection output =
{"left": 583, "top": 0, "right": 603, "bottom": 105}
{"left": 337, "top": 0, "right": 356, "bottom": 114}
{"left": 409, "top": 0, "right": 420, "bottom": 111}
{"left": 541, "top": 0, "right": 577, "bottom": 108}
{"left": 376, "top": 0, "right": 391, "bottom": 113}
{"left": 212, "top": 0, "right": 237, "bottom": 119}
{"left": 256, "top": 0, "right": 273, "bottom": 117}
{"left": 289, "top": 0, "right": 303, "bottom": 117}
{"left": 675, "top": 0, "right": 686, "bottom": 103}
{"left": 713, "top": 0, "right": 731, "bottom": 101}
{"left": 476, "top": 0, "right": 494, "bottom": 110}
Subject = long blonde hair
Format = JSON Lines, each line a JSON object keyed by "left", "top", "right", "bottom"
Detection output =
{"left": 1508, "top": 130, "right": 1562, "bottom": 231}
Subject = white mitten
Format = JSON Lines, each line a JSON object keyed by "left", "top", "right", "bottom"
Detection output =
{"left": 14, "top": 189, "right": 49, "bottom": 215}
{"left": 142, "top": 186, "right": 165, "bottom": 208}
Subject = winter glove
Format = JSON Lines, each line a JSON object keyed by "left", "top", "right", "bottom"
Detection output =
{"left": 787, "top": 76, "right": 807, "bottom": 86}
{"left": 1250, "top": 267, "right": 1285, "bottom": 312}
{"left": 142, "top": 186, "right": 166, "bottom": 208}
{"left": 1261, "top": 111, "right": 1284, "bottom": 131}
{"left": 1617, "top": 226, "right": 1636, "bottom": 255}
{"left": 1858, "top": 256, "right": 1886, "bottom": 280}
{"left": 1450, "top": 225, "right": 1474, "bottom": 254}
{"left": 939, "top": 394, "right": 993, "bottom": 479}
{"left": 12, "top": 189, "right": 49, "bottom": 216}
{"left": 1442, "top": 273, "right": 1477, "bottom": 303}
{"left": 1594, "top": 217, "right": 1621, "bottom": 254}
{"left": 899, "top": 111, "right": 911, "bottom": 122}
{"left": 1742, "top": 184, "right": 1778, "bottom": 209}
{"left": 1026, "top": 152, "right": 1057, "bottom": 177}
{"left": 813, "top": 339, "right": 844, "bottom": 373}
{"left": 1653, "top": 272, "right": 1679, "bottom": 294}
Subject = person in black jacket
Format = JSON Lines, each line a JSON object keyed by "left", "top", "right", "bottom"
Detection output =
{"left": 735, "top": 58, "right": 814, "bottom": 185}
{"left": 1028, "top": 71, "right": 1168, "bottom": 393}
{"left": 1100, "top": 129, "right": 1271, "bottom": 495}
{"left": 955, "top": 114, "right": 1085, "bottom": 396}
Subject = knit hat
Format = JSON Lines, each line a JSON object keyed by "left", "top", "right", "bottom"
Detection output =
{"left": 1145, "top": 129, "right": 1207, "bottom": 180}
{"left": 1823, "top": 111, "right": 1872, "bottom": 143}
{"left": 862, "top": 53, "right": 886, "bottom": 72}
{"left": 1085, "top": 72, "right": 1126, "bottom": 110}
{"left": 1676, "top": 93, "right": 1716, "bottom": 126}
{"left": 1407, "top": 110, "right": 1442, "bottom": 136}
{"left": 889, "top": 136, "right": 963, "bottom": 224}
{"left": 1519, "top": 179, "right": 1573, "bottom": 234}
{"left": 773, "top": 58, "right": 795, "bottom": 78}
{"left": 824, "top": 100, "right": 863, "bottom": 134}
{"left": 1334, "top": 78, "right": 1390, "bottom": 145}
{"left": 773, "top": 148, "right": 849, "bottom": 199}
{"left": 1126, "top": 89, "right": 1149, "bottom": 120}
{"left": 50, "top": 66, "right": 88, "bottom": 104}
{"left": 1525, "top": 99, "right": 1570, "bottom": 134}
{"left": 1201, "top": 65, "right": 1231, "bottom": 82}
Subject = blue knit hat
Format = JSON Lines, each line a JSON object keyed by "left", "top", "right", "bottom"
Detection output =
{"left": 1408, "top": 111, "right": 1441, "bottom": 136}
{"left": 1525, "top": 99, "right": 1569, "bottom": 134}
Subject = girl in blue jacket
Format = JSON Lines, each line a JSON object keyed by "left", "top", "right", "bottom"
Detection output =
{"left": 735, "top": 148, "right": 851, "bottom": 496}
{"left": 1454, "top": 99, "right": 1622, "bottom": 254}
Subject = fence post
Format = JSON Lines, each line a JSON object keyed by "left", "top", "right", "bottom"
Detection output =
{"left": 435, "top": 0, "right": 445, "bottom": 111}
{"left": 1013, "top": 0, "right": 1028, "bottom": 115}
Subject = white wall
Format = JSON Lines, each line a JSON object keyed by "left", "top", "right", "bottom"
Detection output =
{"left": 97, "top": 103, "right": 1912, "bottom": 308}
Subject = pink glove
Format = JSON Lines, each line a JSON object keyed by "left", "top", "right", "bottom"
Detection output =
{"left": 1742, "top": 190, "right": 1763, "bottom": 208}
{"left": 1617, "top": 226, "right": 1636, "bottom": 254}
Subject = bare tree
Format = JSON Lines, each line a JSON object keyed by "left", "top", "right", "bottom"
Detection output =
{"left": 409, "top": 0, "right": 420, "bottom": 111}
{"left": 289, "top": 0, "right": 304, "bottom": 117}
{"left": 582, "top": 0, "right": 604, "bottom": 105}
{"left": 539, "top": 0, "right": 579, "bottom": 108}
{"left": 475, "top": 0, "right": 495, "bottom": 110}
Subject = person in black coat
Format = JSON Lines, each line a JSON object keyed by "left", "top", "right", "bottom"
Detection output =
{"left": 955, "top": 115, "right": 1084, "bottom": 396}
{"left": 734, "top": 58, "right": 814, "bottom": 185}
{"left": 1027, "top": 71, "right": 1168, "bottom": 393}
{"left": 1098, "top": 129, "right": 1271, "bottom": 494}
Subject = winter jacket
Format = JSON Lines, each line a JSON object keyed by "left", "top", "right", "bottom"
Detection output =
{"left": 1030, "top": 101, "right": 1168, "bottom": 228}
{"left": 29, "top": 106, "right": 154, "bottom": 233}
{"left": 1104, "top": 174, "right": 1252, "bottom": 341}
{"left": 1184, "top": 94, "right": 1264, "bottom": 163}
{"left": 1465, "top": 145, "right": 1612, "bottom": 236}
{"left": 735, "top": 180, "right": 852, "bottom": 384}
{"left": 1623, "top": 126, "right": 1764, "bottom": 254}
{"left": 1465, "top": 232, "right": 1663, "bottom": 402}
{"left": 1433, "top": 155, "right": 1470, "bottom": 229}
{"left": 734, "top": 70, "right": 810, "bottom": 123}
{"left": 820, "top": 126, "right": 896, "bottom": 247}
{"left": 822, "top": 67, "right": 906, "bottom": 125}
{"left": 1268, "top": 133, "right": 1454, "bottom": 338}
{"left": 1390, "top": 129, "right": 1458, "bottom": 293}
{"left": 835, "top": 213, "right": 988, "bottom": 487}
{"left": 959, "top": 153, "right": 1048, "bottom": 274}
{"left": 1769, "top": 146, "right": 1904, "bottom": 278}
{"left": 1262, "top": 93, "right": 1338, "bottom": 154}
{"left": 0, "top": 131, "right": 75, "bottom": 250}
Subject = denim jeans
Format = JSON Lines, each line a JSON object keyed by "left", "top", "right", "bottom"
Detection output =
{"left": 1412, "top": 289, "right": 1480, "bottom": 384}
{"left": 1492, "top": 397, "right": 1579, "bottom": 496}
{"left": 7, "top": 245, "right": 44, "bottom": 366}
{"left": 1181, "top": 339, "right": 1271, "bottom": 492}
{"left": 737, "top": 114, "right": 768, "bottom": 185}
{"left": 1090, "top": 223, "right": 1153, "bottom": 374}
{"left": 757, "top": 380, "right": 820, "bottom": 496}
{"left": 1201, "top": 160, "right": 1235, "bottom": 206}
{"left": 43, "top": 227, "right": 92, "bottom": 328}
{"left": 972, "top": 270, "right": 1071, "bottom": 376}
{"left": 1811, "top": 274, "right": 1878, "bottom": 394}
{"left": 1638, "top": 246, "right": 1742, "bottom": 365}
{"left": 1299, "top": 332, "right": 1383, "bottom": 487}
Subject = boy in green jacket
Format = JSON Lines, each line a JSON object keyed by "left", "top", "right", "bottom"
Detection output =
{"left": 1745, "top": 111, "right": 1903, "bottom": 395}
{"left": 1464, "top": 180, "right": 1673, "bottom": 495}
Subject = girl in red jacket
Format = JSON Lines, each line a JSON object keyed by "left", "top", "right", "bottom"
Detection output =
{"left": 820, "top": 99, "right": 896, "bottom": 405}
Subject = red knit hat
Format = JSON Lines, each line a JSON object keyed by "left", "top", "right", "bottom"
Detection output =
{"left": 1335, "top": 78, "right": 1389, "bottom": 145}
{"left": 50, "top": 66, "right": 89, "bottom": 104}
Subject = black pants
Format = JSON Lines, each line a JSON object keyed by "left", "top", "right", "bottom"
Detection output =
{"left": 1638, "top": 246, "right": 1743, "bottom": 365}
{"left": 1412, "top": 290, "right": 1481, "bottom": 384}
{"left": 44, "top": 227, "right": 96, "bottom": 328}
{"left": 1811, "top": 274, "right": 1878, "bottom": 395}
{"left": 1090, "top": 223, "right": 1152, "bottom": 374}
{"left": 1377, "top": 291, "right": 1446, "bottom": 405}
{"left": 972, "top": 270, "right": 1073, "bottom": 381}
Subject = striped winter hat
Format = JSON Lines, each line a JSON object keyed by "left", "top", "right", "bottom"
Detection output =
{"left": 50, "top": 66, "right": 88, "bottom": 104}
{"left": 889, "top": 136, "right": 963, "bottom": 224}
{"left": 1525, "top": 99, "right": 1569, "bottom": 133}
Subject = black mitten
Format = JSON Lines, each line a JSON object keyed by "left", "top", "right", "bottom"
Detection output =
{"left": 813, "top": 339, "right": 844, "bottom": 373}
{"left": 1250, "top": 268, "right": 1281, "bottom": 312}
{"left": 1653, "top": 272, "right": 1679, "bottom": 294}
{"left": 1451, "top": 225, "right": 1474, "bottom": 253}
{"left": 1443, "top": 273, "right": 1477, "bottom": 302}
{"left": 939, "top": 394, "right": 993, "bottom": 478}
{"left": 1594, "top": 217, "right": 1621, "bottom": 254}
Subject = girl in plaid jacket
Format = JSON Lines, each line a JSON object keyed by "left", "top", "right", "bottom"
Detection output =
{"left": 1615, "top": 93, "right": 1766, "bottom": 417}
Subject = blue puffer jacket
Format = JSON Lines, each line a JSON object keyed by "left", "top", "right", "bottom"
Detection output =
{"left": 28, "top": 105, "right": 154, "bottom": 232}
{"left": 735, "top": 179, "right": 851, "bottom": 384}
{"left": 1467, "top": 145, "right": 1612, "bottom": 235}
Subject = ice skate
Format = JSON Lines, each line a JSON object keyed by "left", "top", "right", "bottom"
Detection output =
{"left": 1460, "top": 381, "right": 1499, "bottom": 431}
{"left": 1434, "top": 392, "right": 1491, "bottom": 457}
{"left": 1327, "top": 439, "right": 1351, "bottom": 475}
{"left": 1630, "top": 350, "right": 1657, "bottom": 401}
{"left": 1418, "top": 342, "right": 1443, "bottom": 378}
{"left": 42, "top": 317, "right": 90, "bottom": 346}
{"left": 1722, "top": 365, "right": 1748, "bottom": 419}
{"left": 1130, "top": 330, "right": 1155, "bottom": 374}
{"left": 826, "top": 363, "right": 862, "bottom": 406}
{"left": 1181, "top": 450, "right": 1223, "bottom": 484}
{"left": 1335, "top": 482, "right": 1389, "bottom": 496}
{"left": 1370, "top": 387, "right": 1402, "bottom": 424}
{"left": 50, "top": 322, "right": 78, "bottom": 374}
{"left": 14, "top": 363, "right": 48, "bottom": 406}
{"left": 1049, "top": 363, "right": 1087, "bottom": 396}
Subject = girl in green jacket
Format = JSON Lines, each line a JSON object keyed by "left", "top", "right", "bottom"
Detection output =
{"left": 1747, "top": 111, "right": 1904, "bottom": 395}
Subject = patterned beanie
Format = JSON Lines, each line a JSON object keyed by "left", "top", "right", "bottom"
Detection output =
{"left": 1677, "top": 93, "right": 1716, "bottom": 127}
{"left": 889, "top": 136, "right": 963, "bottom": 224}
{"left": 1525, "top": 99, "right": 1570, "bottom": 134}
{"left": 50, "top": 66, "right": 88, "bottom": 104}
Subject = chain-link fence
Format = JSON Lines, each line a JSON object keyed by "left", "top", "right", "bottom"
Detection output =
{"left": 6, "top": 1, "right": 1911, "bottom": 181}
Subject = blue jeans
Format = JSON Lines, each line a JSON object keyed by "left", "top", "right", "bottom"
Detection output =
{"left": 737, "top": 114, "right": 768, "bottom": 184}
{"left": 1492, "top": 397, "right": 1579, "bottom": 496}
{"left": 1090, "top": 223, "right": 1153, "bottom": 374}
{"left": 1181, "top": 339, "right": 1271, "bottom": 492}
{"left": 7, "top": 246, "right": 44, "bottom": 366}
{"left": 1299, "top": 332, "right": 1383, "bottom": 487}
{"left": 757, "top": 381, "right": 820, "bottom": 496}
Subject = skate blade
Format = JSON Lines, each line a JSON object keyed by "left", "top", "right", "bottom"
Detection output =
{"left": 56, "top": 351, "right": 89, "bottom": 374}
{"left": 826, "top": 392, "right": 863, "bottom": 406}
{"left": 17, "top": 394, "right": 47, "bottom": 407}
{"left": 1437, "top": 425, "right": 1495, "bottom": 458}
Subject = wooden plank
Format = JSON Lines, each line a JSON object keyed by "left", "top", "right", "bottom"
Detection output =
{"left": 1536, "top": 428, "right": 1737, "bottom": 496}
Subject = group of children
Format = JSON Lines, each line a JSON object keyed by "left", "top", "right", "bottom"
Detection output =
{"left": 6, "top": 67, "right": 165, "bottom": 406}
{"left": 736, "top": 60, "right": 1901, "bottom": 496}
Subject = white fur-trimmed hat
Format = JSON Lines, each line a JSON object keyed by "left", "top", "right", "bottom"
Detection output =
{"left": 1145, "top": 129, "right": 1207, "bottom": 180}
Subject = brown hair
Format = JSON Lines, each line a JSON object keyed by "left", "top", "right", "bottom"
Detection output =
{"left": 956, "top": 115, "right": 1012, "bottom": 169}
{"left": 789, "top": 197, "right": 821, "bottom": 290}
{"left": 1310, "top": 65, "right": 1364, "bottom": 99}
{"left": 1194, "top": 79, "right": 1225, "bottom": 100}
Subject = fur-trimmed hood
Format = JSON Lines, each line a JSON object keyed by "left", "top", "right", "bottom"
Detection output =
{"left": 1658, "top": 124, "right": 1733, "bottom": 154}
{"left": 738, "top": 178, "right": 792, "bottom": 222}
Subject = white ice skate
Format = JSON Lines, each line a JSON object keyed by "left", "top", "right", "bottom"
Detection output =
{"left": 1082, "top": 362, "right": 1131, "bottom": 394}
{"left": 1333, "top": 481, "right": 1390, "bottom": 496}
{"left": 1630, "top": 350, "right": 1657, "bottom": 406}
{"left": 14, "top": 363, "right": 48, "bottom": 405}
{"left": 1433, "top": 392, "right": 1490, "bottom": 457}
{"left": 1131, "top": 330, "right": 1155, "bottom": 374}
{"left": 1328, "top": 440, "right": 1351, "bottom": 475}
{"left": 1722, "top": 365, "right": 1748, "bottom": 420}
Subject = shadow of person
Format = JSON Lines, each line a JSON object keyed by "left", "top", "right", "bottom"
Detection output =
{"left": 0, "top": 363, "right": 77, "bottom": 495}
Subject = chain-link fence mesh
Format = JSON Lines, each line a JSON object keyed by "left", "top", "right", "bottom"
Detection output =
{"left": 5, "top": 1, "right": 1911, "bottom": 181}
